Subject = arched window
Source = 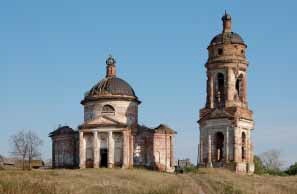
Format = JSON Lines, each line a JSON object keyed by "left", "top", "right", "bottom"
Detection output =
{"left": 236, "top": 74, "right": 243, "bottom": 101}
{"left": 216, "top": 73, "right": 225, "bottom": 107}
{"left": 215, "top": 132, "right": 224, "bottom": 161}
{"left": 102, "top": 105, "right": 115, "bottom": 115}
{"left": 218, "top": 48, "right": 223, "bottom": 55}
{"left": 236, "top": 79, "right": 240, "bottom": 97}
{"left": 241, "top": 132, "right": 246, "bottom": 161}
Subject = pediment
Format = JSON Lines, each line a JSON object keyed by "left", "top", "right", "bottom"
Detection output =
{"left": 85, "top": 115, "right": 125, "bottom": 126}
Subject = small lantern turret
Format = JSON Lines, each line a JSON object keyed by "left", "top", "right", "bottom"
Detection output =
{"left": 222, "top": 11, "right": 232, "bottom": 33}
{"left": 106, "top": 55, "right": 117, "bottom": 78}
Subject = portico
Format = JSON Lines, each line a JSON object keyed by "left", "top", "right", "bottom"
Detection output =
{"left": 79, "top": 129, "right": 131, "bottom": 169}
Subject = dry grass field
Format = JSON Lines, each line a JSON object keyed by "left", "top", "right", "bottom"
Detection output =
{"left": 0, "top": 168, "right": 297, "bottom": 194}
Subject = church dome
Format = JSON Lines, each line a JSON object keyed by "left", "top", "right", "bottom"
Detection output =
{"left": 209, "top": 12, "right": 246, "bottom": 47}
{"left": 82, "top": 55, "right": 140, "bottom": 104}
{"left": 86, "top": 77, "right": 136, "bottom": 97}
{"left": 210, "top": 32, "right": 245, "bottom": 46}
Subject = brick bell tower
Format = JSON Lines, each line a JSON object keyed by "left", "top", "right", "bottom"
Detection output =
{"left": 198, "top": 12, "right": 255, "bottom": 174}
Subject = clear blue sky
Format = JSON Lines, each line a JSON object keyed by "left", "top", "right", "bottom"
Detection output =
{"left": 1, "top": 0, "right": 296, "bottom": 166}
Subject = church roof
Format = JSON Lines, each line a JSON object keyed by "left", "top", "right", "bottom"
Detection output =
{"left": 49, "top": 126, "right": 76, "bottom": 137}
{"left": 210, "top": 32, "right": 245, "bottom": 46}
{"left": 154, "top": 124, "right": 177, "bottom": 134}
{"left": 137, "top": 124, "right": 177, "bottom": 134}
{"left": 209, "top": 12, "right": 246, "bottom": 47}
{"left": 82, "top": 56, "right": 140, "bottom": 104}
{"left": 86, "top": 77, "right": 137, "bottom": 98}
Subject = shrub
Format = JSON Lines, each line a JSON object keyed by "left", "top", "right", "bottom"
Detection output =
{"left": 183, "top": 166, "right": 199, "bottom": 173}
{"left": 254, "top": 155, "right": 266, "bottom": 175}
{"left": 254, "top": 155, "right": 288, "bottom": 176}
{"left": 265, "top": 169, "right": 288, "bottom": 176}
{"left": 285, "top": 162, "right": 297, "bottom": 175}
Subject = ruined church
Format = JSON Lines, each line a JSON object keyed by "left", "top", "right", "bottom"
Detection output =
{"left": 198, "top": 12, "right": 255, "bottom": 173}
{"left": 49, "top": 56, "right": 176, "bottom": 172}
{"left": 49, "top": 12, "right": 255, "bottom": 174}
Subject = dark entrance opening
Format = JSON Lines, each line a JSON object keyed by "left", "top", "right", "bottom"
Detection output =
{"left": 100, "top": 148, "right": 108, "bottom": 168}
{"left": 241, "top": 132, "right": 246, "bottom": 161}
{"left": 215, "top": 132, "right": 224, "bottom": 161}
{"left": 86, "top": 159, "right": 94, "bottom": 168}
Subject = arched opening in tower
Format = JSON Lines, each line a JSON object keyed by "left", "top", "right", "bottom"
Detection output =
{"left": 241, "top": 132, "right": 246, "bottom": 161}
{"left": 236, "top": 74, "right": 244, "bottom": 101}
{"left": 216, "top": 73, "right": 225, "bottom": 107}
{"left": 215, "top": 132, "right": 224, "bottom": 161}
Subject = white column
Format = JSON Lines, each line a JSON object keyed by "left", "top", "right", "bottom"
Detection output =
{"left": 98, "top": 133, "right": 101, "bottom": 167}
{"left": 234, "top": 129, "right": 239, "bottom": 162}
{"left": 122, "top": 130, "right": 129, "bottom": 168}
{"left": 227, "top": 68, "right": 233, "bottom": 102}
{"left": 246, "top": 131, "right": 250, "bottom": 162}
{"left": 93, "top": 131, "right": 99, "bottom": 168}
{"left": 129, "top": 134, "right": 134, "bottom": 167}
{"left": 108, "top": 131, "right": 114, "bottom": 168}
{"left": 207, "top": 134, "right": 213, "bottom": 168}
{"left": 79, "top": 131, "right": 86, "bottom": 168}
{"left": 226, "top": 127, "right": 229, "bottom": 162}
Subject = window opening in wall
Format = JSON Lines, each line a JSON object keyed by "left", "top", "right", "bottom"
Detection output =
{"left": 235, "top": 74, "right": 243, "bottom": 101}
{"left": 216, "top": 73, "right": 225, "bottom": 107}
{"left": 102, "top": 105, "right": 115, "bottom": 115}
{"left": 218, "top": 48, "right": 223, "bottom": 55}
{"left": 236, "top": 79, "right": 240, "bottom": 97}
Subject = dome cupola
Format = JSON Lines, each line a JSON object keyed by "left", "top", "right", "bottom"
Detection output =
{"left": 209, "top": 11, "right": 246, "bottom": 47}
{"left": 81, "top": 56, "right": 140, "bottom": 104}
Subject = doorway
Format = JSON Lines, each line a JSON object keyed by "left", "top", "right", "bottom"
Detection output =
{"left": 100, "top": 149, "right": 108, "bottom": 168}
{"left": 215, "top": 132, "right": 224, "bottom": 161}
{"left": 86, "top": 159, "right": 94, "bottom": 168}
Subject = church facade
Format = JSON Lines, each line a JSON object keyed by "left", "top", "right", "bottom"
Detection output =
{"left": 198, "top": 13, "right": 255, "bottom": 173}
{"left": 50, "top": 56, "right": 176, "bottom": 172}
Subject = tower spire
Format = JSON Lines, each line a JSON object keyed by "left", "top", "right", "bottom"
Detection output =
{"left": 222, "top": 11, "right": 232, "bottom": 33}
{"left": 105, "top": 55, "right": 116, "bottom": 78}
